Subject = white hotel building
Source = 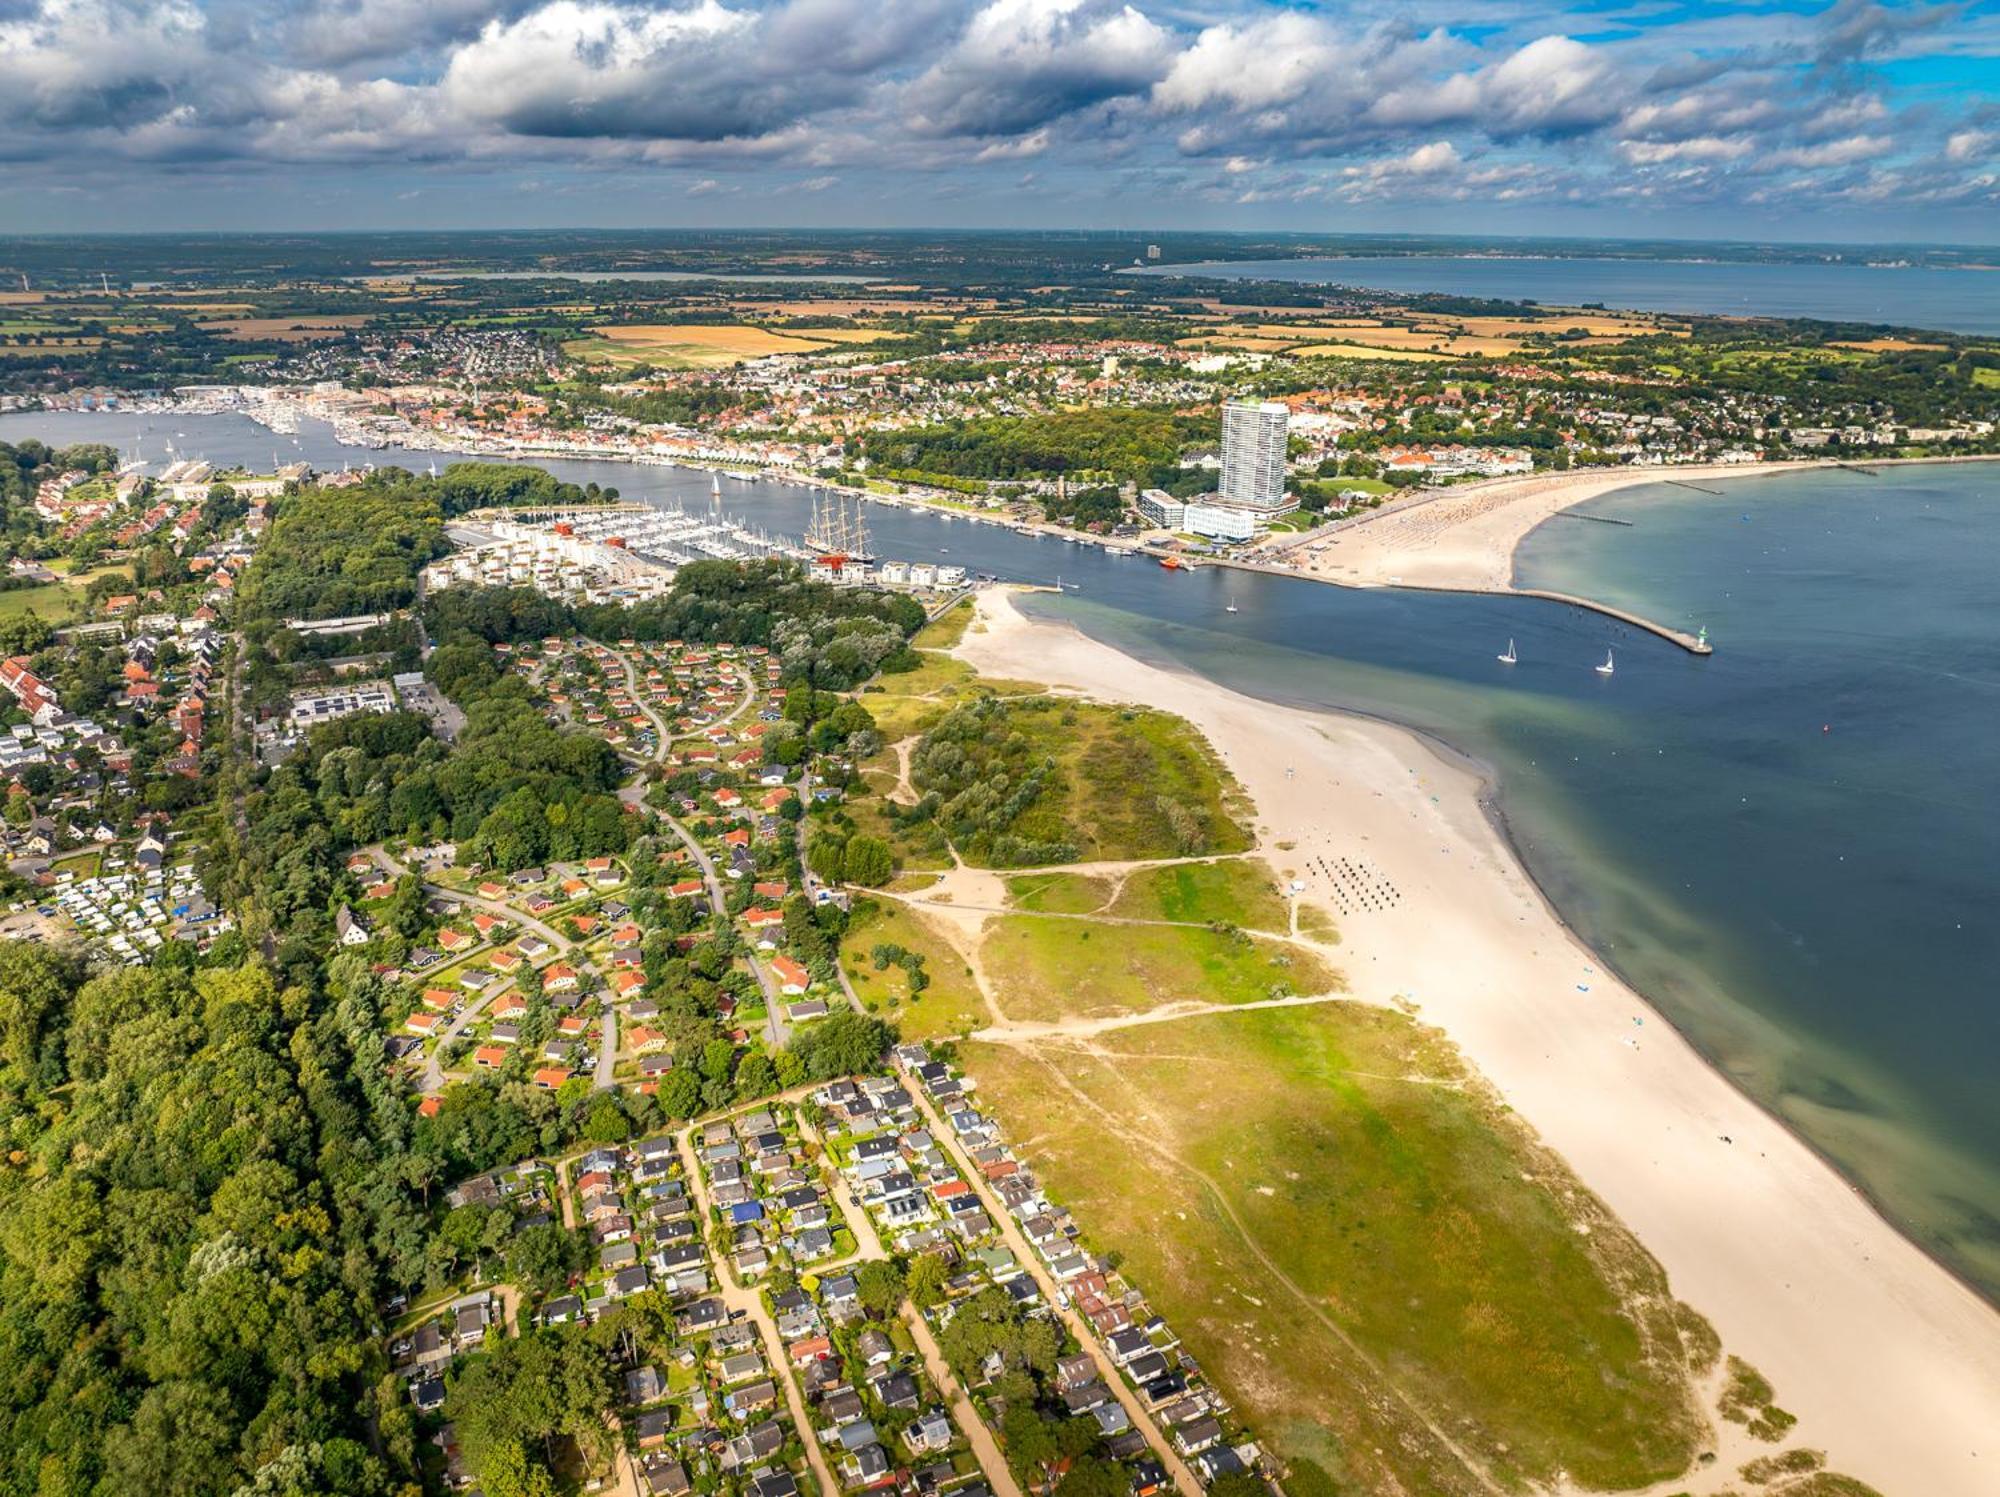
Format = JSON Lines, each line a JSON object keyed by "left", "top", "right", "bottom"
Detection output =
{"left": 1219, "top": 400, "right": 1292, "bottom": 513}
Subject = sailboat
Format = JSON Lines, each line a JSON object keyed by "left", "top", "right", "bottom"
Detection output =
{"left": 1498, "top": 638, "right": 1516, "bottom": 665}
{"left": 1225, "top": 597, "right": 1239, "bottom": 614}
{"left": 1595, "top": 649, "right": 1615, "bottom": 676}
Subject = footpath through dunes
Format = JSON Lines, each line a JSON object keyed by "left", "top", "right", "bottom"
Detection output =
{"left": 827, "top": 607, "right": 1726, "bottom": 1495}
{"left": 942, "top": 585, "right": 2000, "bottom": 1497}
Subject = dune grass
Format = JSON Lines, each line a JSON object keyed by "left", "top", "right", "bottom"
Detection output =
{"left": 912, "top": 599, "right": 974, "bottom": 651}
{"left": 1107, "top": 857, "right": 1289, "bottom": 933}
{"left": 965, "top": 1002, "right": 1713, "bottom": 1493}
{"left": 840, "top": 898, "right": 988, "bottom": 1042}
{"left": 979, "top": 914, "right": 1333, "bottom": 1025}
{"left": 1003, "top": 872, "right": 1112, "bottom": 915}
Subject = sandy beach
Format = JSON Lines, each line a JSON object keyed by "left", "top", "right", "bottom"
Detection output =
{"left": 1290, "top": 460, "right": 1830, "bottom": 591}
{"left": 958, "top": 586, "right": 2000, "bottom": 1497}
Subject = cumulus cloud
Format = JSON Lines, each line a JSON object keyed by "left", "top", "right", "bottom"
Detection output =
{"left": 1371, "top": 35, "right": 1622, "bottom": 138}
{"left": 0, "top": 0, "right": 1990, "bottom": 225}
{"left": 902, "top": 0, "right": 1174, "bottom": 137}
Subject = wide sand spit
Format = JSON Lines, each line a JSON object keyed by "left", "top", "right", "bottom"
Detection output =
{"left": 958, "top": 586, "right": 2000, "bottom": 1497}
{"left": 1287, "top": 456, "right": 1999, "bottom": 594}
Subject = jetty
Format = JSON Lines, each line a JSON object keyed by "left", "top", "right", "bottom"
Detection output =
{"left": 1513, "top": 588, "right": 1713, "bottom": 655}
{"left": 1552, "top": 511, "right": 1636, "bottom": 526}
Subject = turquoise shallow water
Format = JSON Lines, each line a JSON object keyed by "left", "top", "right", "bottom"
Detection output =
{"left": 5, "top": 411, "right": 1995, "bottom": 1299}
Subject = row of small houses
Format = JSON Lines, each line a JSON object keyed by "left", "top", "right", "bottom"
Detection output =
{"left": 891, "top": 1046, "right": 1266, "bottom": 1488}
{"left": 692, "top": 1100, "right": 989, "bottom": 1494}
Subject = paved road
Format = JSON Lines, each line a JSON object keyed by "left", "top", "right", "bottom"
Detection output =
{"left": 605, "top": 644, "right": 788, "bottom": 1051}
{"left": 903, "top": 1082, "right": 1204, "bottom": 1497}
{"left": 421, "top": 981, "right": 510, "bottom": 1093}
{"left": 677, "top": 1127, "right": 842, "bottom": 1497}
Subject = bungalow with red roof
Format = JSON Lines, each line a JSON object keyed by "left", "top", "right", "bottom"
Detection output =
{"left": 769, "top": 956, "right": 810, "bottom": 995}
{"left": 542, "top": 964, "right": 579, "bottom": 994}
{"left": 532, "top": 1067, "right": 572, "bottom": 1090}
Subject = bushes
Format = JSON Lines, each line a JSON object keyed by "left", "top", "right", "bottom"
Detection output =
{"left": 905, "top": 698, "right": 1080, "bottom": 867}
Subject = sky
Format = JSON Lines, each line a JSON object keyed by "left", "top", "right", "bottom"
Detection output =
{"left": 1, "top": 0, "right": 1997, "bottom": 241}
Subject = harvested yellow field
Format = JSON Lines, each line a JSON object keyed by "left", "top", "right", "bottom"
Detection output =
{"left": 1832, "top": 337, "right": 1948, "bottom": 352}
{"left": 0, "top": 292, "right": 47, "bottom": 305}
{"left": 1175, "top": 334, "right": 1305, "bottom": 352}
{"left": 594, "top": 323, "right": 833, "bottom": 356}
{"left": 199, "top": 316, "right": 367, "bottom": 342}
{"left": 1288, "top": 343, "right": 1458, "bottom": 362}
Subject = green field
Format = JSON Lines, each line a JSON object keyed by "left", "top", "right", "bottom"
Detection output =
{"left": 0, "top": 582, "right": 81, "bottom": 624}
{"left": 1106, "top": 857, "right": 1289, "bottom": 933}
{"left": 841, "top": 899, "right": 988, "bottom": 1041}
{"left": 911, "top": 598, "right": 974, "bottom": 651}
{"left": 1003, "top": 871, "right": 1112, "bottom": 914}
{"left": 979, "top": 914, "right": 1334, "bottom": 1025}
{"left": 966, "top": 1003, "right": 1715, "bottom": 1493}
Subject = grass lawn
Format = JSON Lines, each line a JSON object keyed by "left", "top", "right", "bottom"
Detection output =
{"left": 1004, "top": 871, "right": 1112, "bottom": 915}
{"left": 912, "top": 600, "right": 974, "bottom": 651}
{"left": 861, "top": 654, "right": 1044, "bottom": 744}
{"left": 0, "top": 582, "right": 81, "bottom": 624}
{"left": 841, "top": 899, "right": 988, "bottom": 1042}
{"left": 979, "top": 915, "right": 1335, "bottom": 1025}
{"left": 964, "top": 1003, "right": 1713, "bottom": 1493}
{"left": 1106, "top": 857, "right": 1289, "bottom": 933}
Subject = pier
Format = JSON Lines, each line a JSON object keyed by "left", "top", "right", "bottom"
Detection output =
{"left": 1513, "top": 588, "right": 1713, "bottom": 654}
{"left": 1551, "top": 511, "right": 1636, "bottom": 526}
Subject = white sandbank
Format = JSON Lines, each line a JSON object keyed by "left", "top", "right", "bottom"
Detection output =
{"left": 957, "top": 586, "right": 2000, "bottom": 1497}
{"left": 1288, "top": 457, "right": 1992, "bottom": 593}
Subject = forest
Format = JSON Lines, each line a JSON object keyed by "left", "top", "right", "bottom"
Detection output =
{"left": 863, "top": 408, "right": 1212, "bottom": 488}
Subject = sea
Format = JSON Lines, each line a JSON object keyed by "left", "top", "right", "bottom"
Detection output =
{"left": 6, "top": 408, "right": 1998, "bottom": 1303}
{"left": 1128, "top": 255, "right": 2000, "bottom": 335}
